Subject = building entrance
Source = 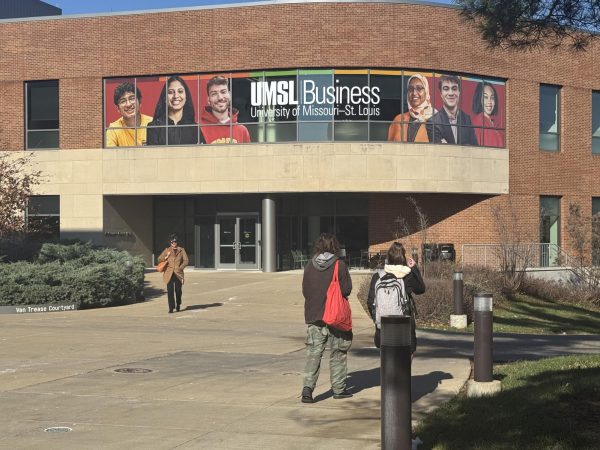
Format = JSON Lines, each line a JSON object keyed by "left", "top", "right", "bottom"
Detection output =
{"left": 216, "top": 214, "right": 260, "bottom": 270}
{"left": 152, "top": 194, "right": 367, "bottom": 271}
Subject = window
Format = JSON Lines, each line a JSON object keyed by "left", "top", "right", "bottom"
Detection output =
{"left": 27, "top": 195, "right": 59, "bottom": 240}
{"left": 26, "top": 80, "right": 59, "bottom": 149}
{"left": 593, "top": 91, "right": 600, "bottom": 154}
{"left": 539, "top": 84, "right": 560, "bottom": 151}
{"left": 104, "top": 69, "right": 507, "bottom": 148}
{"left": 540, "top": 196, "right": 561, "bottom": 267}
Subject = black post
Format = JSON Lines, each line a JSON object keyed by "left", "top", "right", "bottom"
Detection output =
{"left": 453, "top": 271, "right": 464, "bottom": 315}
{"left": 473, "top": 293, "right": 493, "bottom": 382}
{"left": 381, "top": 315, "right": 412, "bottom": 450}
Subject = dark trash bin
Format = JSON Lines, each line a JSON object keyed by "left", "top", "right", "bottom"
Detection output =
{"left": 439, "top": 243, "right": 455, "bottom": 262}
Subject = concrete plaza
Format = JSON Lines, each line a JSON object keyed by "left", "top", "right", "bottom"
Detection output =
{"left": 0, "top": 270, "right": 470, "bottom": 449}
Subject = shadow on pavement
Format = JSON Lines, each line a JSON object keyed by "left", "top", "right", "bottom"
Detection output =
{"left": 412, "top": 371, "right": 453, "bottom": 402}
{"left": 313, "top": 390, "right": 334, "bottom": 402}
{"left": 347, "top": 367, "right": 379, "bottom": 394}
{"left": 185, "top": 302, "right": 224, "bottom": 311}
{"left": 142, "top": 282, "right": 164, "bottom": 301}
{"left": 314, "top": 368, "right": 453, "bottom": 403}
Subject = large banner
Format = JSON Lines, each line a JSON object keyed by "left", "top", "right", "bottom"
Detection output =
{"left": 104, "top": 69, "right": 505, "bottom": 148}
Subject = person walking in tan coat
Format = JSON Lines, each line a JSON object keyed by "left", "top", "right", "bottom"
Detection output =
{"left": 157, "top": 235, "right": 189, "bottom": 313}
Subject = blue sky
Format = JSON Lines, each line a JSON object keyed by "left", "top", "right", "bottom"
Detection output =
{"left": 50, "top": 0, "right": 451, "bottom": 15}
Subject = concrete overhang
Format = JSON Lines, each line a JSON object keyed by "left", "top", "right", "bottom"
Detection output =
{"left": 22, "top": 143, "right": 508, "bottom": 196}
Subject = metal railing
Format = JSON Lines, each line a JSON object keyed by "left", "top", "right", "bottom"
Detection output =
{"left": 461, "top": 243, "right": 579, "bottom": 270}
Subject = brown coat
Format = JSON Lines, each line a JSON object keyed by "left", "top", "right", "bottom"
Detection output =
{"left": 157, "top": 246, "right": 189, "bottom": 284}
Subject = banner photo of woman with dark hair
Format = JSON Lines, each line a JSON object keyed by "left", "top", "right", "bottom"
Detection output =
{"left": 471, "top": 80, "right": 505, "bottom": 147}
{"left": 147, "top": 75, "right": 203, "bottom": 146}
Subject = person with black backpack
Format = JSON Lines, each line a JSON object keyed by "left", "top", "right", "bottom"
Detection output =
{"left": 367, "top": 241, "right": 425, "bottom": 358}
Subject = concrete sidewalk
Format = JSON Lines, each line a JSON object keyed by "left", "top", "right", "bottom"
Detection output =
{"left": 0, "top": 271, "right": 470, "bottom": 449}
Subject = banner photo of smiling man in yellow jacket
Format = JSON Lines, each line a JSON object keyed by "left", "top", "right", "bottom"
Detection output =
{"left": 106, "top": 82, "right": 152, "bottom": 147}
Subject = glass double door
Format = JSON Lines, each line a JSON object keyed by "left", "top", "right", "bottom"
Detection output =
{"left": 217, "top": 214, "right": 260, "bottom": 270}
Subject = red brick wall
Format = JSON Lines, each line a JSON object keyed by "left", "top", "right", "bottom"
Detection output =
{"left": 59, "top": 77, "right": 103, "bottom": 149}
{"left": 368, "top": 193, "right": 539, "bottom": 261}
{"left": 0, "top": 81, "right": 24, "bottom": 150}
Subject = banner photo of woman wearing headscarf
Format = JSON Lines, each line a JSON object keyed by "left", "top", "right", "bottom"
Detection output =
{"left": 103, "top": 69, "right": 505, "bottom": 149}
{"left": 388, "top": 72, "right": 435, "bottom": 143}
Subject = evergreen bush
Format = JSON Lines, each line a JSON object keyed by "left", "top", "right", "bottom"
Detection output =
{"left": 0, "top": 242, "right": 145, "bottom": 309}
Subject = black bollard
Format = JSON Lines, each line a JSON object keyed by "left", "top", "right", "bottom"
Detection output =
{"left": 473, "top": 293, "right": 493, "bottom": 382}
{"left": 453, "top": 271, "right": 464, "bottom": 315}
{"left": 381, "top": 315, "right": 412, "bottom": 450}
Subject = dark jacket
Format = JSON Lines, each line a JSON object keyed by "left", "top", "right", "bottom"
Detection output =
{"left": 367, "top": 265, "right": 425, "bottom": 322}
{"left": 302, "top": 253, "right": 352, "bottom": 325}
{"left": 146, "top": 116, "right": 205, "bottom": 146}
{"left": 428, "top": 108, "right": 478, "bottom": 146}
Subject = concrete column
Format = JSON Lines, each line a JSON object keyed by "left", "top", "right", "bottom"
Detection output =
{"left": 262, "top": 195, "right": 276, "bottom": 272}
{"left": 60, "top": 193, "right": 104, "bottom": 245}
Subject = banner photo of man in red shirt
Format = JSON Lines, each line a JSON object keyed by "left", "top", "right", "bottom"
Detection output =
{"left": 200, "top": 75, "right": 250, "bottom": 144}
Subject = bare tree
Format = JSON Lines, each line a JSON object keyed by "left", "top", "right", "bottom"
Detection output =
{"left": 456, "top": 0, "right": 600, "bottom": 51}
{"left": 564, "top": 202, "right": 600, "bottom": 297}
{"left": 391, "top": 215, "right": 411, "bottom": 241}
{"left": 0, "top": 153, "right": 43, "bottom": 239}
{"left": 406, "top": 196, "right": 431, "bottom": 274}
{"left": 490, "top": 201, "right": 534, "bottom": 296}
{"left": 593, "top": 213, "right": 600, "bottom": 266}
{"left": 566, "top": 202, "right": 587, "bottom": 266}
{"left": 407, "top": 196, "right": 429, "bottom": 250}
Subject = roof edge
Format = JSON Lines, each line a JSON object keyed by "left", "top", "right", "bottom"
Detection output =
{"left": 0, "top": 0, "right": 455, "bottom": 24}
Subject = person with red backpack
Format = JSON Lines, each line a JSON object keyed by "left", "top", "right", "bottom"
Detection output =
{"left": 367, "top": 242, "right": 425, "bottom": 358}
{"left": 300, "top": 233, "right": 353, "bottom": 404}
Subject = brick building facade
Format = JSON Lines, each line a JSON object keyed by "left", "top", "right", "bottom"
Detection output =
{"left": 1, "top": 1, "right": 599, "bottom": 269}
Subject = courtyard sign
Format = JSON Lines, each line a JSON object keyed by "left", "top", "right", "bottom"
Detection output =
{"left": 0, "top": 303, "right": 77, "bottom": 314}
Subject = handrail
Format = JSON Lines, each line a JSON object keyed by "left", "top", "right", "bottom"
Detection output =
{"left": 461, "top": 243, "right": 579, "bottom": 270}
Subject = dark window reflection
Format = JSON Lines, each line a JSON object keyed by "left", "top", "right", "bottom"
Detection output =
{"left": 334, "top": 74, "right": 369, "bottom": 121}
{"left": 27, "top": 80, "right": 59, "bottom": 149}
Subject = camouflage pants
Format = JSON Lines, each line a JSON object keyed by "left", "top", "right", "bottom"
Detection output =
{"left": 302, "top": 324, "right": 352, "bottom": 394}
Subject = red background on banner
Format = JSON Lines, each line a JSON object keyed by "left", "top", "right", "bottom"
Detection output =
{"left": 105, "top": 76, "right": 200, "bottom": 126}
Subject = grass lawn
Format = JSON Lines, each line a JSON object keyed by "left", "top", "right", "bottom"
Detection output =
{"left": 490, "top": 295, "right": 600, "bottom": 334}
{"left": 422, "top": 294, "right": 600, "bottom": 335}
{"left": 415, "top": 354, "right": 600, "bottom": 450}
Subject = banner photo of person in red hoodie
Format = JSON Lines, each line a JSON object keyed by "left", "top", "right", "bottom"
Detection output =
{"left": 104, "top": 69, "right": 505, "bottom": 149}
{"left": 199, "top": 74, "right": 251, "bottom": 144}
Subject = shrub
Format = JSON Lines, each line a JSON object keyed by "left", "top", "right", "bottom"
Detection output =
{"left": 0, "top": 242, "right": 145, "bottom": 309}
{"left": 0, "top": 237, "right": 44, "bottom": 262}
{"left": 520, "top": 276, "right": 600, "bottom": 309}
{"left": 36, "top": 241, "right": 95, "bottom": 263}
{"left": 356, "top": 261, "right": 509, "bottom": 326}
